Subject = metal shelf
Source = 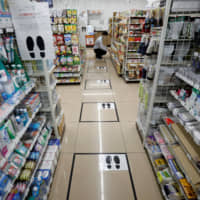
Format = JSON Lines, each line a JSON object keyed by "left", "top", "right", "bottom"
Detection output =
{"left": 0, "top": 81, "right": 35, "bottom": 124}
{"left": 0, "top": 103, "right": 42, "bottom": 168}
{"left": 163, "top": 118, "right": 200, "bottom": 176}
{"left": 170, "top": 90, "right": 200, "bottom": 122}
{"left": 176, "top": 72, "right": 200, "bottom": 90}
{"left": 54, "top": 73, "right": 81, "bottom": 78}
{"left": 4, "top": 116, "right": 46, "bottom": 199}
{"left": 155, "top": 130, "right": 197, "bottom": 200}
{"left": 22, "top": 129, "right": 52, "bottom": 200}
{"left": 124, "top": 76, "right": 141, "bottom": 82}
{"left": 136, "top": 118, "right": 145, "bottom": 140}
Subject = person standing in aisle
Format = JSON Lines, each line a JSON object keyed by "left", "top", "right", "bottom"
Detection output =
{"left": 94, "top": 31, "right": 108, "bottom": 59}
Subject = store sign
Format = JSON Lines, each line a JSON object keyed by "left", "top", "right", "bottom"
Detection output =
{"left": 8, "top": 0, "right": 55, "bottom": 60}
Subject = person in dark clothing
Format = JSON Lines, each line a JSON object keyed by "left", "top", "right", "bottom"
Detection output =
{"left": 94, "top": 31, "right": 108, "bottom": 59}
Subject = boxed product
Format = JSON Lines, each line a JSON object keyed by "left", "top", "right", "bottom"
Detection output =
{"left": 39, "top": 160, "right": 55, "bottom": 172}
{"left": 157, "top": 168, "right": 173, "bottom": 184}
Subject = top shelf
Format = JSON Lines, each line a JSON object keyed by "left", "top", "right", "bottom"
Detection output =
{"left": 0, "top": 81, "right": 35, "bottom": 124}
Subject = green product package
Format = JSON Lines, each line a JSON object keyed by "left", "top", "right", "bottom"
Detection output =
{"left": 144, "top": 91, "right": 149, "bottom": 110}
{"left": 5, "top": 119, "right": 16, "bottom": 140}
{"left": 139, "top": 82, "right": 144, "bottom": 101}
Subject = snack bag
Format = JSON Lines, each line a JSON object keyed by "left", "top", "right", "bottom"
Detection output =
{"left": 71, "top": 34, "right": 79, "bottom": 45}
{"left": 60, "top": 45, "right": 66, "bottom": 55}
{"left": 64, "top": 34, "right": 72, "bottom": 45}
{"left": 71, "top": 24, "right": 77, "bottom": 33}
{"left": 66, "top": 46, "right": 72, "bottom": 54}
{"left": 56, "top": 35, "right": 64, "bottom": 45}
{"left": 52, "top": 24, "right": 58, "bottom": 34}
{"left": 72, "top": 46, "right": 79, "bottom": 55}
{"left": 72, "top": 9, "right": 77, "bottom": 16}
{"left": 55, "top": 46, "right": 61, "bottom": 56}
{"left": 58, "top": 24, "right": 64, "bottom": 34}
{"left": 73, "top": 56, "right": 80, "bottom": 65}
{"left": 60, "top": 55, "right": 67, "bottom": 65}
{"left": 67, "top": 9, "right": 72, "bottom": 16}
{"left": 64, "top": 24, "right": 70, "bottom": 33}
{"left": 66, "top": 56, "right": 73, "bottom": 66}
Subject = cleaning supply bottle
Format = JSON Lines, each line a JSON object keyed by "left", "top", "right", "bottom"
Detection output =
{"left": 0, "top": 60, "right": 16, "bottom": 100}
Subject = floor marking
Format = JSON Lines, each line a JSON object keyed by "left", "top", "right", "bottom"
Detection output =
{"left": 99, "top": 154, "right": 128, "bottom": 171}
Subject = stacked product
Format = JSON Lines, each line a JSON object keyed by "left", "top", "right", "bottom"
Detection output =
{"left": 51, "top": 9, "right": 82, "bottom": 84}
{"left": 145, "top": 130, "right": 196, "bottom": 200}
{"left": 123, "top": 9, "right": 146, "bottom": 82}
{"left": 110, "top": 11, "right": 128, "bottom": 75}
{"left": 136, "top": 0, "right": 200, "bottom": 199}
{"left": 4, "top": 118, "right": 51, "bottom": 200}
{"left": 27, "top": 138, "right": 60, "bottom": 200}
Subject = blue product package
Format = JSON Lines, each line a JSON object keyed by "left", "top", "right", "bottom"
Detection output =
{"left": 168, "top": 159, "right": 184, "bottom": 180}
{"left": 29, "top": 122, "right": 41, "bottom": 131}
{"left": 48, "top": 139, "right": 60, "bottom": 146}
{"left": 31, "top": 185, "right": 40, "bottom": 197}
{"left": 36, "top": 169, "right": 51, "bottom": 185}
{"left": 0, "top": 173, "right": 10, "bottom": 190}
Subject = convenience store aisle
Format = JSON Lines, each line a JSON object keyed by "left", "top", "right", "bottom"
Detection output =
{"left": 49, "top": 49, "right": 163, "bottom": 200}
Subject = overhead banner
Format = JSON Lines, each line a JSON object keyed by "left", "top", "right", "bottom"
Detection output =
{"left": 8, "top": 0, "right": 55, "bottom": 60}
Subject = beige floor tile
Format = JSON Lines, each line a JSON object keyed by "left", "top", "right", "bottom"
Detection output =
{"left": 116, "top": 101, "right": 138, "bottom": 122}
{"left": 68, "top": 154, "right": 135, "bottom": 200}
{"left": 59, "top": 91, "right": 82, "bottom": 104}
{"left": 56, "top": 85, "right": 82, "bottom": 93}
{"left": 61, "top": 123, "right": 79, "bottom": 153}
{"left": 128, "top": 153, "right": 163, "bottom": 200}
{"left": 82, "top": 92, "right": 114, "bottom": 102}
{"left": 61, "top": 102, "right": 82, "bottom": 122}
{"left": 80, "top": 102, "right": 119, "bottom": 122}
{"left": 84, "top": 72, "right": 110, "bottom": 81}
{"left": 121, "top": 122, "right": 145, "bottom": 153}
{"left": 113, "top": 86, "right": 139, "bottom": 102}
{"left": 48, "top": 153, "right": 73, "bottom": 200}
{"left": 76, "top": 123, "right": 125, "bottom": 153}
{"left": 87, "top": 65, "right": 107, "bottom": 73}
{"left": 85, "top": 79, "right": 111, "bottom": 90}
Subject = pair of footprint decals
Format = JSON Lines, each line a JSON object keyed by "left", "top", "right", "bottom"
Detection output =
{"left": 97, "top": 66, "right": 106, "bottom": 69}
{"left": 102, "top": 103, "right": 112, "bottom": 109}
{"left": 26, "top": 36, "right": 45, "bottom": 58}
{"left": 106, "top": 155, "right": 120, "bottom": 169}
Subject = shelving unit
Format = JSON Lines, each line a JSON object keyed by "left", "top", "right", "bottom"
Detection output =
{"left": 24, "top": 60, "right": 64, "bottom": 138}
{"left": 0, "top": 80, "right": 35, "bottom": 125}
{"left": 123, "top": 10, "right": 146, "bottom": 82}
{"left": 110, "top": 11, "right": 128, "bottom": 75}
{"left": 0, "top": 3, "right": 63, "bottom": 199}
{"left": 22, "top": 129, "right": 52, "bottom": 200}
{"left": 136, "top": 0, "right": 200, "bottom": 199}
{"left": 4, "top": 116, "right": 47, "bottom": 198}
{"left": 50, "top": 9, "right": 82, "bottom": 84}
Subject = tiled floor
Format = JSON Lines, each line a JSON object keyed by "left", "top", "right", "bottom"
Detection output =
{"left": 49, "top": 50, "right": 163, "bottom": 200}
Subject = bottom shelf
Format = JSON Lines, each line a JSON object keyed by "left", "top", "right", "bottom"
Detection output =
{"left": 144, "top": 146, "right": 171, "bottom": 200}
{"left": 136, "top": 119, "right": 145, "bottom": 141}
{"left": 124, "top": 76, "right": 141, "bottom": 82}
{"left": 56, "top": 77, "right": 81, "bottom": 84}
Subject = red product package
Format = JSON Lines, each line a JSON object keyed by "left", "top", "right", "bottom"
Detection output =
{"left": 56, "top": 34, "right": 64, "bottom": 45}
